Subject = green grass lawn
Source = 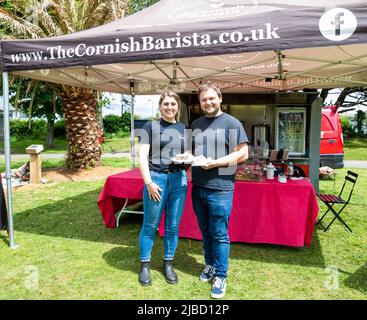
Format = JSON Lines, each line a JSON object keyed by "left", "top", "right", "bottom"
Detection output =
{"left": 101, "top": 131, "right": 132, "bottom": 153}
{"left": 0, "top": 157, "right": 132, "bottom": 173}
{"left": 343, "top": 138, "right": 367, "bottom": 160}
{"left": 0, "top": 137, "right": 68, "bottom": 154}
{"left": 0, "top": 132, "right": 131, "bottom": 155}
{"left": 0, "top": 167, "right": 366, "bottom": 299}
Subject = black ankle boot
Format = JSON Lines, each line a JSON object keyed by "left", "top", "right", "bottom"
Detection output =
{"left": 163, "top": 260, "right": 178, "bottom": 284}
{"left": 139, "top": 261, "right": 151, "bottom": 286}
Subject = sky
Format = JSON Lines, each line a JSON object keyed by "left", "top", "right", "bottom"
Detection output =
{"left": 134, "top": 95, "right": 160, "bottom": 119}
{"left": 325, "top": 88, "right": 367, "bottom": 116}
{"left": 103, "top": 90, "right": 367, "bottom": 119}
{"left": 102, "top": 93, "right": 160, "bottom": 119}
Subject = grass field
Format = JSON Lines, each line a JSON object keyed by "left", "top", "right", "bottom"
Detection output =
{"left": 0, "top": 137, "right": 68, "bottom": 154}
{"left": 0, "top": 157, "right": 132, "bottom": 173}
{"left": 0, "top": 167, "right": 366, "bottom": 300}
{"left": 343, "top": 138, "right": 367, "bottom": 160}
{"left": 0, "top": 133, "right": 131, "bottom": 154}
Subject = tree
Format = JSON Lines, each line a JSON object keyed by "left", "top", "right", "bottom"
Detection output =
{"left": 354, "top": 110, "right": 366, "bottom": 137}
{"left": 0, "top": 0, "right": 128, "bottom": 169}
{"left": 320, "top": 87, "right": 367, "bottom": 137}
{"left": 9, "top": 77, "right": 63, "bottom": 147}
{"left": 126, "top": 0, "right": 159, "bottom": 15}
{"left": 320, "top": 87, "right": 367, "bottom": 110}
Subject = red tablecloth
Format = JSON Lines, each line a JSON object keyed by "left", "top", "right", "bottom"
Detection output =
{"left": 98, "top": 169, "right": 319, "bottom": 247}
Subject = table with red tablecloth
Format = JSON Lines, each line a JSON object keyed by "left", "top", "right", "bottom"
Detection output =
{"left": 98, "top": 168, "right": 319, "bottom": 247}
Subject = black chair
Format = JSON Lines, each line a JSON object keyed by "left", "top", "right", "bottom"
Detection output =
{"left": 316, "top": 170, "right": 358, "bottom": 232}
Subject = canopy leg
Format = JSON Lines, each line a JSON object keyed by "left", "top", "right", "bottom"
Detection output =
{"left": 2, "top": 72, "right": 18, "bottom": 249}
{"left": 130, "top": 81, "right": 135, "bottom": 168}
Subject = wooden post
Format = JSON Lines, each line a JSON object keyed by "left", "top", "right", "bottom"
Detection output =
{"left": 29, "top": 154, "right": 42, "bottom": 183}
{"left": 25, "top": 145, "right": 44, "bottom": 184}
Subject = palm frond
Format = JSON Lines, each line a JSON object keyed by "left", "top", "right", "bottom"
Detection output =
{"left": 80, "top": 0, "right": 103, "bottom": 30}
{"left": 40, "top": 0, "right": 74, "bottom": 33}
{"left": 0, "top": 7, "right": 45, "bottom": 38}
{"left": 81, "top": 0, "right": 101, "bottom": 21}
{"left": 37, "top": 8, "right": 63, "bottom": 36}
{"left": 108, "top": 0, "right": 126, "bottom": 20}
{"left": 82, "top": 0, "right": 127, "bottom": 29}
{"left": 61, "top": 0, "right": 77, "bottom": 29}
{"left": 0, "top": 33, "right": 16, "bottom": 40}
{"left": 38, "top": 0, "right": 65, "bottom": 35}
{"left": 84, "top": 2, "right": 109, "bottom": 29}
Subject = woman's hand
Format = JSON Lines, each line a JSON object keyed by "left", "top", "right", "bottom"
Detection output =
{"left": 147, "top": 182, "right": 162, "bottom": 202}
{"left": 175, "top": 152, "right": 192, "bottom": 161}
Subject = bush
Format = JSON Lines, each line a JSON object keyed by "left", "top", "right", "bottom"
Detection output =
{"left": 103, "top": 115, "right": 122, "bottom": 133}
{"left": 10, "top": 119, "right": 47, "bottom": 140}
{"left": 54, "top": 119, "right": 66, "bottom": 137}
{"left": 121, "top": 112, "right": 131, "bottom": 131}
{"left": 10, "top": 120, "right": 31, "bottom": 139}
{"left": 31, "top": 119, "right": 47, "bottom": 137}
{"left": 340, "top": 116, "right": 356, "bottom": 138}
{"left": 103, "top": 113, "right": 131, "bottom": 133}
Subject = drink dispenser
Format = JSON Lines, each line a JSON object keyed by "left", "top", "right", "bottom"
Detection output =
{"left": 252, "top": 124, "right": 270, "bottom": 153}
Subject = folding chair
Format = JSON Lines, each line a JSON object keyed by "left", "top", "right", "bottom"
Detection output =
{"left": 316, "top": 170, "right": 358, "bottom": 232}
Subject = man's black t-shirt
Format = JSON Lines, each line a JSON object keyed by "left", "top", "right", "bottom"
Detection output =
{"left": 191, "top": 113, "right": 248, "bottom": 191}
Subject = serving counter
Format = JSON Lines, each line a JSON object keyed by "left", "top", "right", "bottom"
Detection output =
{"left": 98, "top": 169, "right": 319, "bottom": 247}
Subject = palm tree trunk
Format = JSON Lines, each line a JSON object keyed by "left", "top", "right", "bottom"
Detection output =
{"left": 61, "top": 88, "right": 101, "bottom": 169}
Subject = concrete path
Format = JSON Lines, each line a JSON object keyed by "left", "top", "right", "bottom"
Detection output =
{"left": 343, "top": 160, "right": 367, "bottom": 169}
{"left": 0, "top": 152, "right": 130, "bottom": 160}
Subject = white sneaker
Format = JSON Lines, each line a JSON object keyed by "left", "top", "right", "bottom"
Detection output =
{"left": 199, "top": 265, "right": 215, "bottom": 283}
{"left": 211, "top": 277, "right": 227, "bottom": 299}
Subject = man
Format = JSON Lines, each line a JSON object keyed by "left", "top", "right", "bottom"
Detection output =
{"left": 191, "top": 82, "right": 248, "bottom": 299}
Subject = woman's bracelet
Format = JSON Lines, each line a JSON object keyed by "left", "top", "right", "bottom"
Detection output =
{"left": 145, "top": 181, "right": 153, "bottom": 186}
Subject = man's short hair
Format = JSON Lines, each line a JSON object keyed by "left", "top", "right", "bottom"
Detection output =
{"left": 197, "top": 81, "right": 222, "bottom": 100}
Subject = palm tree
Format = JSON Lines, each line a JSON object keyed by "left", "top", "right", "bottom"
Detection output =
{"left": 0, "top": 0, "right": 128, "bottom": 168}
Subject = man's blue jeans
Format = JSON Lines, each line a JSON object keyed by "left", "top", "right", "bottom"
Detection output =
{"left": 139, "top": 170, "right": 187, "bottom": 262}
{"left": 191, "top": 185, "right": 234, "bottom": 278}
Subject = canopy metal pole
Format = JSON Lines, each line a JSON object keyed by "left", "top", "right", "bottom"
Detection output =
{"left": 130, "top": 81, "right": 135, "bottom": 168}
{"left": 2, "top": 72, "right": 17, "bottom": 249}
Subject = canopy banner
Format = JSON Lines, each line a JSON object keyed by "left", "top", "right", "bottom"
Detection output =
{"left": 1, "top": 0, "right": 367, "bottom": 72}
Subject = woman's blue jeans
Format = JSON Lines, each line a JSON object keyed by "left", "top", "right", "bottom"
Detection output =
{"left": 191, "top": 185, "right": 234, "bottom": 278}
{"left": 139, "top": 170, "right": 187, "bottom": 262}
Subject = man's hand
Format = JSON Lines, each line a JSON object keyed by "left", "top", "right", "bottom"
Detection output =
{"left": 201, "top": 159, "right": 218, "bottom": 170}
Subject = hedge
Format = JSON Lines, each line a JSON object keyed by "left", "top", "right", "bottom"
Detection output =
{"left": 10, "top": 119, "right": 47, "bottom": 140}
{"left": 102, "top": 112, "right": 131, "bottom": 133}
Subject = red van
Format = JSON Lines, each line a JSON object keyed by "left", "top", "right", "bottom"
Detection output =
{"left": 320, "top": 105, "right": 344, "bottom": 168}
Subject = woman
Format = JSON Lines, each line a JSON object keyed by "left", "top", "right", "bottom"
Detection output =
{"left": 137, "top": 91, "right": 188, "bottom": 286}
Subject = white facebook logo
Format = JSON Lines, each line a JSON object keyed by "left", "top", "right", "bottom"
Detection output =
{"left": 319, "top": 8, "right": 357, "bottom": 41}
